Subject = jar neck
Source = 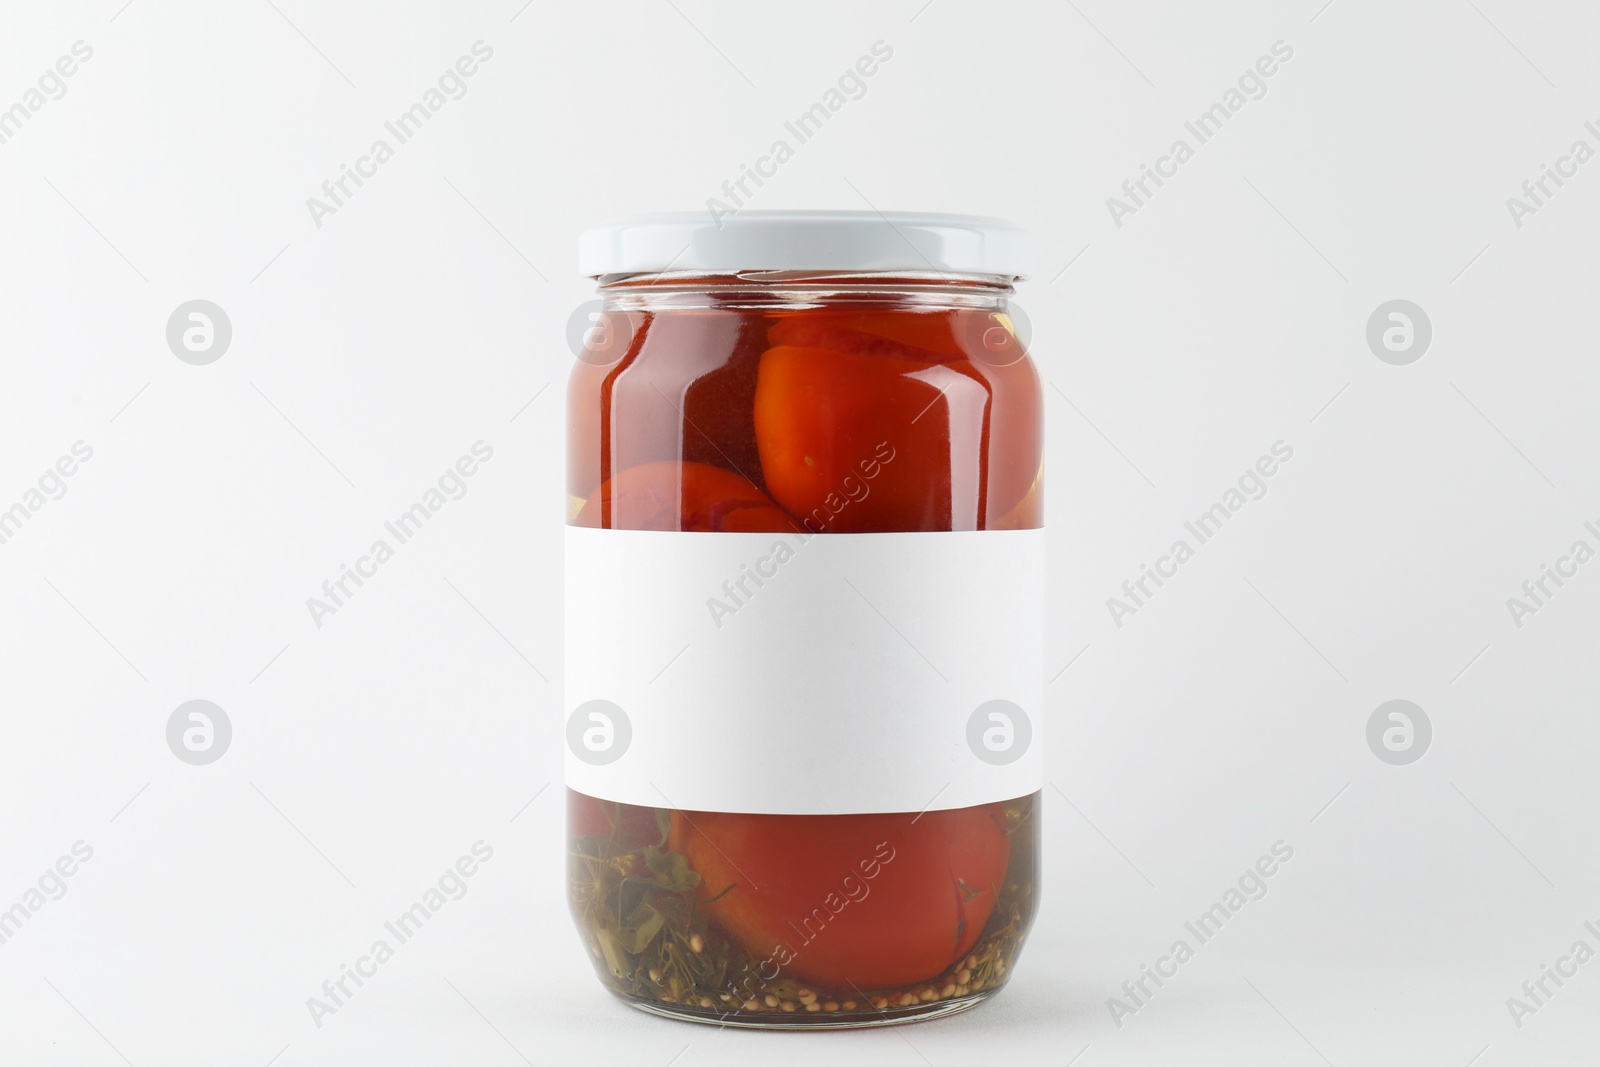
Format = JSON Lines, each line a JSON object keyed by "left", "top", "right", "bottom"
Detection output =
{"left": 595, "top": 270, "right": 1016, "bottom": 312}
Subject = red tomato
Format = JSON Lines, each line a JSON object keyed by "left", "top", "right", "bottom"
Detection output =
{"left": 754, "top": 343, "right": 1032, "bottom": 531}
{"left": 668, "top": 805, "right": 1010, "bottom": 990}
{"left": 757, "top": 310, "right": 1041, "bottom": 532}
{"left": 754, "top": 343, "right": 950, "bottom": 533}
{"left": 573, "top": 460, "right": 800, "bottom": 533}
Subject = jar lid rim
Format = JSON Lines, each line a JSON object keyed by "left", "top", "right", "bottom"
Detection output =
{"left": 579, "top": 211, "right": 1032, "bottom": 280}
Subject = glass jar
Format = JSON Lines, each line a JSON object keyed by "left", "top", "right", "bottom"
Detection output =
{"left": 564, "top": 212, "right": 1043, "bottom": 1028}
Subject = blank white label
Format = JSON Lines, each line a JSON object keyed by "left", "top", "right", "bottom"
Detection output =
{"left": 564, "top": 526, "right": 1044, "bottom": 815}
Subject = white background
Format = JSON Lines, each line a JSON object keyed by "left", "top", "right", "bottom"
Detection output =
{"left": 1, "top": 1, "right": 1596, "bottom": 1064}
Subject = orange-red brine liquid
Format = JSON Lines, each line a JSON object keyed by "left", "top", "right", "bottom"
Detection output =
{"left": 568, "top": 297, "right": 1041, "bottom": 1023}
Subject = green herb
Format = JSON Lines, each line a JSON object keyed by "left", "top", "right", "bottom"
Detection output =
{"left": 568, "top": 795, "right": 1039, "bottom": 1016}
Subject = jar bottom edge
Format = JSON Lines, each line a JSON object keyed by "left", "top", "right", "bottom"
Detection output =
{"left": 615, "top": 987, "right": 999, "bottom": 1030}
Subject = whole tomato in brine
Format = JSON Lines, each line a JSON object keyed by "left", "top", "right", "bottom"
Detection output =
{"left": 573, "top": 460, "right": 799, "bottom": 533}
{"left": 753, "top": 311, "right": 1041, "bottom": 532}
{"left": 668, "top": 804, "right": 1010, "bottom": 990}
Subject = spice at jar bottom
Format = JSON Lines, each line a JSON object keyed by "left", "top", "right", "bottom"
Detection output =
{"left": 568, "top": 791, "right": 1039, "bottom": 1027}
{"left": 564, "top": 212, "right": 1044, "bottom": 1028}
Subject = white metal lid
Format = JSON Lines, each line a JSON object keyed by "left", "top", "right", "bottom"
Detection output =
{"left": 579, "top": 210, "right": 1031, "bottom": 280}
